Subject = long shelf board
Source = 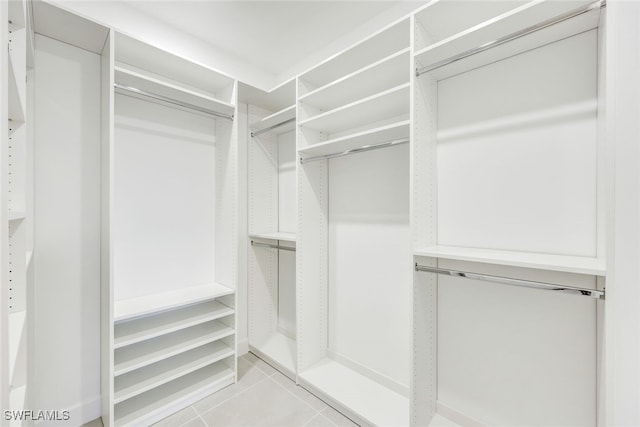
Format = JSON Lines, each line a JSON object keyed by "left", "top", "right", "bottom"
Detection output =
{"left": 114, "top": 363, "right": 234, "bottom": 427}
{"left": 115, "top": 300, "right": 234, "bottom": 349}
{"left": 414, "top": 245, "right": 605, "bottom": 276}
{"left": 9, "top": 311, "right": 26, "bottom": 386}
{"left": 249, "top": 232, "right": 297, "bottom": 243}
{"left": 115, "top": 65, "right": 235, "bottom": 118}
{"left": 114, "top": 321, "right": 234, "bottom": 376}
{"left": 298, "top": 120, "right": 410, "bottom": 159}
{"left": 114, "top": 283, "right": 234, "bottom": 323}
{"left": 114, "top": 342, "right": 234, "bottom": 404}
{"left": 299, "top": 83, "right": 410, "bottom": 135}
{"left": 250, "top": 333, "right": 296, "bottom": 377}
{"left": 250, "top": 105, "right": 296, "bottom": 136}
{"left": 415, "top": 0, "right": 599, "bottom": 80}
{"left": 299, "top": 358, "right": 409, "bottom": 427}
{"left": 300, "top": 48, "right": 410, "bottom": 111}
{"left": 8, "top": 55, "right": 25, "bottom": 123}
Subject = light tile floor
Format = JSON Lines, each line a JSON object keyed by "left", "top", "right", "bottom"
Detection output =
{"left": 82, "top": 353, "right": 360, "bottom": 427}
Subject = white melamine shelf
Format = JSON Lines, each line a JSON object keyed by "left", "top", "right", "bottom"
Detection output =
{"left": 114, "top": 283, "right": 234, "bottom": 322}
{"left": 114, "top": 65, "right": 235, "bottom": 118}
{"left": 249, "top": 232, "right": 297, "bottom": 243}
{"left": 115, "top": 300, "right": 234, "bottom": 349}
{"left": 114, "top": 363, "right": 234, "bottom": 427}
{"left": 250, "top": 333, "right": 296, "bottom": 376}
{"left": 414, "top": 245, "right": 606, "bottom": 276}
{"left": 250, "top": 105, "right": 296, "bottom": 136}
{"left": 300, "top": 48, "right": 410, "bottom": 111}
{"left": 299, "top": 359, "right": 409, "bottom": 427}
{"left": 299, "top": 83, "right": 409, "bottom": 135}
{"left": 114, "top": 321, "right": 234, "bottom": 376}
{"left": 8, "top": 55, "right": 25, "bottom": 123}
{"left": 9, "top": 311, "right": 26, "bottom": 385}
{"left": 114, "top": 341, "right": 234, "bottom": 404}
{"left": 298, "top": 120, "right": 410, "bottom": 158}
{"left": 415, "top": 0, "right": 600, "bottom": 80}
{"left": 8, "top": 211, "right": 26, "bottom": 222}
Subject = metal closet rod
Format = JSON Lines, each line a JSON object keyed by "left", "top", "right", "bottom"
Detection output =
{"left": 251, "top": 118, "right": 296, "bottom": 138}
{"left": 114, "top": 83, "right": 234, "bottom": 121}
{"left": 415, "top": 264, "right": 605, "bottom": 299}
{"left": 251, "top": 240, "right": 296, "bottom": 252}
{"left": 300, "top": 137, "right": 409, "bottom": 164}
{"left": 416, "top": 0, "right": 605, "bottom": 77}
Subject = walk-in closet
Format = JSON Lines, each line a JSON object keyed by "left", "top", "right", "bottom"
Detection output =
{"left": 2, "top": 0, "right": 640, "bottom": 426}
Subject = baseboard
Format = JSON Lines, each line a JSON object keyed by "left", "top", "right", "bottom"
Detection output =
{"left": 237, "top": 337, "right": 249, "bottom": 355}
{"left": 35, "top": 395, "right": 101, "bottom": 426}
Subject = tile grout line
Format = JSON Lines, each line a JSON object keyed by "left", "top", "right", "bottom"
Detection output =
{"left": 266, "top": 374, "right": 325, "bottom": 415}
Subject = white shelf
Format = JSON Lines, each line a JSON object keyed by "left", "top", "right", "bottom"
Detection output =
{"left": 415, "top": 0, "right": 600, "bottom": 80}
{"left": 298, "top": 120, "right": 410, "bottom": 159}
{"left": 8, "top": 55, "right": 25, "bottom": 123}
{"left": 9, "top": 311, "right": 26, "bottom": 386}
{"left": 114, "top": 65, "right": 235, "bottom": 118}
{"left": 299, "top": 83, "right": 410, "bottom": 134}
{"left": 114, "top": 283, "right": 234, "bottom": 322}
{"left": 249, "top": 231, "right": 297, "bottom": 243}
{"left": 8, "top": 211, "right": 26, "bottom": 222}
{"left": 114, "top": 321, "right": 234, "bottom": 376}
{"left": 115, "top": 300, "right": 234, "bottom": 349}
{"left": 250, "top": 333, "right": 296, "bottom": 377}
{"left": 414, "top": 245, "right": 605, "bottom": 276}
{"left": 250, "top": 105, "right": 296, "bottom": 136}
{"left": 300, "top": 48, "right": 410, "bottom": 111}
{"left": 114, "top": 363, "right": 234, "bottom": 427}
{"left": 299, "top": 358, "right": 409, "bottom": 427}
{"left": 114, "top": 342, "right": 234, "bottom": 404}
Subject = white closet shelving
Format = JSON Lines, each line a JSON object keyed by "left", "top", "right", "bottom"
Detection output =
{"left": 297, "top": 18, "right": 411, "bottom": 427}
{"left": 412, "top": 1, "right": 607, "bottom": 425}
{"left": 243, "top": 79, "right": 298, "bottom": 377}
{"left": 2, "top": 0, "right": 33, "bottom": 421}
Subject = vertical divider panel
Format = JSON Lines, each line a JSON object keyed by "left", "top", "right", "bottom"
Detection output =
{"left": 0, "top": 0, "right": 9, "bottom": 413}
{"left": 100, "top": 28, "right": 115, "bottom": 427}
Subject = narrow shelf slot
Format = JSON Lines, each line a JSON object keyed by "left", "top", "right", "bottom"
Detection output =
{"left": 299, "top": 358, "right": 409, "bottom": 427}
{"left": 300, "top": 48, "right": 410, "bottom": 111}
{"left": 299, "top": 120, "right": 410, "bottom": 159}
{"left": 414, "top": 245, "right": 605, "bottom": 276}
{"left": 299, "top": 83, "right": 410, "bottom": 134}
{"left": 114, "top": 342, "right": 234, "bottom": 404}
{"left": 114, "top": 321, "right": 234, "bottom": 376}
{"left": 114, "top": 363, "right": 234, "bottom": 427}
{"left": 114, "top": 283, "right": 234, "bottom": 323}
{"left": 115, "top": 300, "right": 234, "bottom": 349}
{"left": 248, "top": 232, "right": 297, "bottom": 243}
{"left": 250, "top": 105, "right": 296, "bottom": 137}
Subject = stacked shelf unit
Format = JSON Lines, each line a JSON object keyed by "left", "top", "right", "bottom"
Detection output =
{"left": 244, "top": 80, "right": 298, "bottom": 377}
{"left": 101, "top": 31, "right": 240, "bottom": 427}
{"left": 411, "top": 1, "right": 607, "bottom": 425}
{"left": 297, "top": 19, "right": 411, "bottom": 427}
{"left": 2, "top": 0, "right": 34, "bottom": 421}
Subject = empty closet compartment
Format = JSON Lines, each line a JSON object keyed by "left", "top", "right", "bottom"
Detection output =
{"left": 412, "top": 1, "right": 606, "bottom": 426}
{"left": 107, "top": 32, "right": 239, "bottom": 426}
{"left": 244, "top": 80, "right": 298, "bottom": 376}
{"left": 297, "top": 19, "right": 411, "bottom": 426}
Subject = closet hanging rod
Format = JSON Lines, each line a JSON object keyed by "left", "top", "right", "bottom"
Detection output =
{"left": 415, "top": 264, "right": 604, "bottom": 299}
{"left": 415, "top": 0, "right": 605, "bottom": 77}
{"left": 114, "top": 83, "right": 234, "bottom": 121}
{"left": 251, "top": 118, "right": 296, "bottom": 138}
{"left": 300, "top": 137, "right": 409, "bottom": 164}
{"left": 251, "top": 241, "right": 296, "bottom": 252}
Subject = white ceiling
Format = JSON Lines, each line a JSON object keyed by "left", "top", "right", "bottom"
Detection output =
{"left": 124, "top": 1, "right": 425, "bottom": 82}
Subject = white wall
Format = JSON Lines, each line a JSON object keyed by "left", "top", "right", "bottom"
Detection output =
{"left": 34, "top": 35, "right": 101, "bottom": 424}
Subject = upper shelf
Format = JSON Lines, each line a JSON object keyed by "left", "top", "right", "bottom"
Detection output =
{"left": 250, "top": 105, "right": 296, "bottom": 137}
{"left": 300, "top": 19, "right": 409, "bottom": 89}
{"left": 249, "top": 232, "right": 297, "bottom": 243}
{"left": 414, "top": 245, "right": 605, "bottom": 276}
{"left": 299, "top": 83, "right": 410, "bottom": 135}
{"left": 300, "top": 48, "right": 410, "bottom": 112}
{"left": 115, "top": 65, "right": 235, "bottom": 119}
{"left": 114, "top": 283, "right": 234, "bottom": 323}
{"left": 415, "top": 0, "right": 600, "bottom": 79}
